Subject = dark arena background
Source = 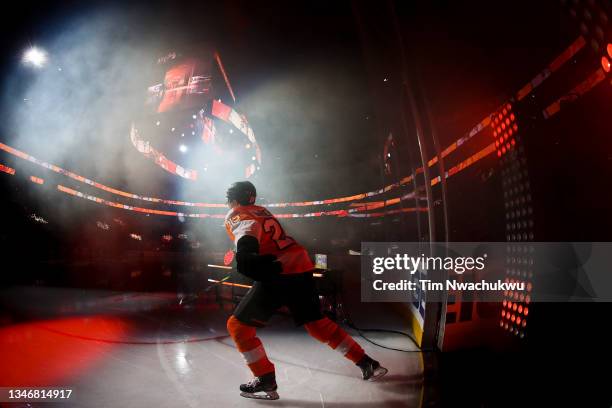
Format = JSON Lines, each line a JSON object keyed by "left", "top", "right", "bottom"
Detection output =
{"left": 1, "top": 1, "right": 612, "bottom": 407}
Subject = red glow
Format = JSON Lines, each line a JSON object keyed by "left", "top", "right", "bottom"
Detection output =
{"left": 524, "top": 307, "right": 529, "bottom": 316}
{"left": 506, "top": 103, "right": 512, "bottom": 111}
{"left": 510, "top": 113, "right": 516, "bottom": 121}
{"left": 502, "top": 147, "right": 507, "bottom": 154}
{"left": 0, "top": 316, "right": 128, "bottom": 386}
{"left": 602, "top": 56, "right": 611, "bottom": 73}
{"left": 497, "top": 150, "right": 502, "bottom": 157}
{"left": 223, "top": 249, "right": 235, "bottom": 265}
{"left": 607, "top": 43, "right": 612, "bottom": 58}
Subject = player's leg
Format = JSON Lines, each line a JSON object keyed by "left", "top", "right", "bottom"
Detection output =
{"left": 286, "top": 273, "right": 388, "bottom": 381}
{"left": 226, "top": 281, "right": 280, "bottom": 399}
{"left": 226, "top": 316, "right": 275, "bottom": 379}
{"left": 304, "top": 317, "right": 388, "bottom": 380}
{"left": 304, "top": 316, "right": 365, "bottom": 362}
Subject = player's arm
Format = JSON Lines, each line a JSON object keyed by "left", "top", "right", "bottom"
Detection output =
{"left": 235, "top": 235, "right": 282, "bottom": 281}
{"left": 226, "top": 213, "right": 282, "bottom": 281}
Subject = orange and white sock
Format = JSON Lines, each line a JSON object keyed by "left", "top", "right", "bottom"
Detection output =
{"left": 304, "top": 317, "right": 365, "bottom": 363}
{"left": 227, "top": 315, "right": 275, "bottom": 376}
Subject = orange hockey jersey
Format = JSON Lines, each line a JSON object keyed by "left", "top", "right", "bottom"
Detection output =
{"left": 224, "top": 205, "right": 314, "bottom": 275}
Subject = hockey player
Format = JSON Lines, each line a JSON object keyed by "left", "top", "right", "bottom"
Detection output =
{"left": 223, "top": 181, "right": 387, "bottom": 400}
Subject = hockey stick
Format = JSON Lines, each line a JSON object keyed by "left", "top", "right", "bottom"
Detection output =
{"left": 204, "top": 272, "right": 233, "bottom": 292}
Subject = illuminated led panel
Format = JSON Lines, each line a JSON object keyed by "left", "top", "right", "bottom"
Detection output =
{"left": 30, "top": 176, "right": 44, "bottom": 184}
{"left": 0, "top": 163, "right": 15, "bottom": 175}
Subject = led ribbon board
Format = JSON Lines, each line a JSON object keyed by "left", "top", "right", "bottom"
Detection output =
{"left": 0, "top": 37, "right": 587, "bottom": 215}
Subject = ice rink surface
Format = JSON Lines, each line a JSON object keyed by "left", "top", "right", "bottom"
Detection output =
{"left": 0, "top": 287, "right": 423, "bottom": 407}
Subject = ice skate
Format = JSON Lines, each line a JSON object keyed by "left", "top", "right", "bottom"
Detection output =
{"left": 357, "top": 355, "right": 388, "bottom": 381}
{"left": 239, "top": 372, "right": 279, "bottom": 400}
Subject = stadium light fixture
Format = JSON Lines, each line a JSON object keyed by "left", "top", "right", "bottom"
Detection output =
{"left": 22, "top": 47, "right": 47, "bottom": 68}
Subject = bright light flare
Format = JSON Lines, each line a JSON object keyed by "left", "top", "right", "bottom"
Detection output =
{"left": 22, "top": 47, "right": 48, "bottom": 68}
{"left": 179, "top": 144, "right": 188, "bottom": 153}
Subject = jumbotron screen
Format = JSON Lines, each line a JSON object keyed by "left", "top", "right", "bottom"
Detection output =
{"left": 133, "top": 48, "right": 261, "bottom": 182}
{"left": 146, "top": 50, "right": 214, "bottom": 113}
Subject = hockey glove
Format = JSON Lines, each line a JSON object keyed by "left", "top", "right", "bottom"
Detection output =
{"left": 235, "top": 235, "right": 283, "bottom": 281}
